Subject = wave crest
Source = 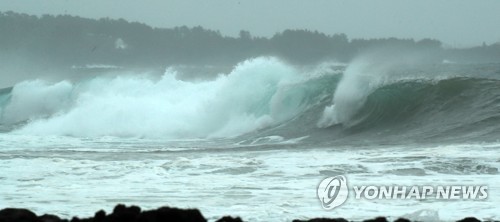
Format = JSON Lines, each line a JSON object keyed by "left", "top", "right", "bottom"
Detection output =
{"left": 1, "top": 57, "right": 310, "bottom": 138}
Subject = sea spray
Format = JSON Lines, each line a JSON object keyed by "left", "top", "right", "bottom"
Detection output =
{"left": 1, "top": 57, "right": 500, "bottom": 144}
{"left": 318, "top": 59, "right": 386, "bottom": 128}
{"left": 317, "top": 50, "right": 444, "bottom": 128}
{"left": 3, "top": 57, "right": 310, "bottom": 138}
{"left": 1, "top": 80, "right": 73, "bottom": 125}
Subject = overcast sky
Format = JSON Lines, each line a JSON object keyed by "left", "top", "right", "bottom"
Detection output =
{"left": 1, "top": 0, "right": 500, "bottom": 46}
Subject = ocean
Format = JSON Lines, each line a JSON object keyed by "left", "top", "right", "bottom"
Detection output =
{"left": 0, "top": 57, "right": 499, "bottom": 221}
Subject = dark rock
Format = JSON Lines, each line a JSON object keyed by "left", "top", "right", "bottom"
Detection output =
{"left": 0, "top": 205, "right": 489, "bottom": 222}
{"left": 108, "top": 205, "right": 141, "bottom": 222}
{"left": 215, "top": 216, "right": 244, "bottom": 222}
{"left": 39, "top": 214, "right": 63, "bottom": 222}
{"left": 0, "top": 208, "right": 39, "bottom": 222}
{"left": 34, "top": 205, "right": 205, "bottom": 222}
{"left": 394, "top": 218, "right": 412, "bottom": 222}
{"left": 292, "top": 218, "right": 348, "bottom": 222}
{"left": 362, "top": 217, "right": 388, "bottom": 222}
{"left": 457, "top": 217, "right": 482, "bottom": 222}
{"left": 137, "top": 206, "right": 206, "bottom": 222}
{"left": 93, "top": 210, "right": 106, "bottom": 222}
{"left": 69, "top": 217, "right": 80, "bottom": 222}
{"left": 112, "top": 204, "right": 126, "bottom": 214}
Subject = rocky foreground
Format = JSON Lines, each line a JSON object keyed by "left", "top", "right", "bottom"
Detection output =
{"left": 0, "top": 204, "right": 494, "bottom": 222}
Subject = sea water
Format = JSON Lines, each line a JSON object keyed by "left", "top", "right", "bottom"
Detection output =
{"left": 1, "top": 57, "right": 499, "bottom": 221}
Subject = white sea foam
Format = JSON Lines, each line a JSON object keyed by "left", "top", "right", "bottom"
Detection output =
{"left": 317, "top": 58, "right": 386, "bottom": 127}
{"left": 2, "top": 57, "right": 310, "bottom": 138}
{"left": 0, "top": 142, "right": 498, "bottom": 221}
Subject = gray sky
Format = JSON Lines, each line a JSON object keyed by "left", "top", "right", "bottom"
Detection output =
{"left": 1, "top": 0, "right": 500, "bottom": 46}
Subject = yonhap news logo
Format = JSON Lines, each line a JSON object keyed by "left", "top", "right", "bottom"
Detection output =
{"left": 317, "top": 175, "right": 349, "bottom": 209}
{"left": 317, "top": 175, "right": 488, "bottom": 210}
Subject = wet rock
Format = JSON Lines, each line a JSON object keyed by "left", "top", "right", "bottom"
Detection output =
{"left": 0, "top": 208, "right": 38, "bottom": 222}
{"left": 108, "top": 204, "right": 141, "bottom": 221}
{"left": 456, "top": 217, "right": 481, "bottom": 222}
{"left": 138, "top": 206, "right": 206, "bottom": 222}
{"left": 362, "top": 217, "right": 388, "bottom": 222}
{"left": 292, "top": 218, "right": 348, "bottom": 222}
{"left": 215, "top": 216, "right": 244, "bottom": 222}
{"left": 93, "top": 210, "right": 106, "bottom": 222}
{"left": 0, "top": 205, "right": 490, "bottom": 222}
{"left": 39, "top": 214, "right": 64, "bottom": 222}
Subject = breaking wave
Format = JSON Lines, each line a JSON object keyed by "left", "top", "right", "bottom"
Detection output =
{"left": 1, "top": 57, "right": 500, "bottom": 144}
{"left": 0, "top": 58, "right": 316, "bottom": 138}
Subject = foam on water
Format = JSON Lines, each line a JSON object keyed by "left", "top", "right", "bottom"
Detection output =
{"left": 2, "top": 57, "right": 500, "bottom": 144}
{"left": 1, "top": 57, "right": 311, "bottom": 139}
{"left": 1, "top": 58, "right": 500, "bottom": 222}
{"left": 0, "top": 143, "right": 498, "bottom": 221}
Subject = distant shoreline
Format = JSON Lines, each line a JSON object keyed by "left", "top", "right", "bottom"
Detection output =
{"left": 1, "top": 10, "right": 499, "bottom": 70}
